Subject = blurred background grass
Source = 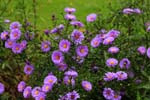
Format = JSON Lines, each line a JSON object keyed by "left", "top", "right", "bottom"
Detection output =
{"left": 0, "top": 0, "right": 120, "bottom": 30}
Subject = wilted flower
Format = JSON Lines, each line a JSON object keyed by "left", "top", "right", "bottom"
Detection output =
{"left": 103, "top": 88, "right": 114, "bottom": 100}
{"left": 44, "top": 74, "right": 57, "bottom": 85}
{"left": 64, "top": 7, "right": 76, "bottom": 14}
{"left": 71, "top": 29, "right": 84, "bottom": 44}
{"left": 91, "top": 37, "right": 102, "bottom": 48}
{"left": 0, "top": 31, "right": 9, "bottom": 40}
{"left": 65, "top": 14, "right": 76, "bottom": 21}
{"left": 42, "top": 84, "right": 52, "bottom": 93}
{"left": 81, "top": 81, "right": 92, "bottom": 91}
{"left": 76, "top": 45, "right": 88, "bottom": 57}
{"left": 116, "top": 71, "right": 128, "bottom": 81}
{"left": 104, "top": 72, "right": 116, "bottom": 81}
{"left": 59, "top": 39, "right": 71, "bottom": 53}
{"left": 0, "top": 83, "right": 4, "bottom": 94}
{"left": 10, "top": 29, "right": 21, "bottom": 40}
{"left": 23, "top": 86, "right": 32, "bottom": 98}
{"left": 51, "top": 50, "right": 64, "bottom": 64}
{"left": 24, "top": 31, "right": 34, "bottom": 40}
{"left": 119, "top": 58, "right": 130, "bottom": 69}
{"left": 103, "top": 37, "right": 114, "bottom": 45}
{"left": 108, "top": 46, "right": 119, "bottom": 54}
{"left": 17, "top": 81, "right": 26, "bottom": 92}
{"left": 41, "top": 41, "right": 51, "bottom": 52}
{"left": 86, "top": 13, "right": 97, "bottom": 22}
{"left": 9, "top": 22, "right": 21, "bottom": 30}
{"left": 147, "top": 47, "right": 150, "bottom": 58}
{"left": 24, "top": 63, "right": 34, "bottom": 75}
{"left": 5, "top": 39, "right": 15, "bottom": 49}
{"left": 31, "top": 87, "right": 41, "bottom": 98}
{"left": 66, "top": 90, "right": 80, "bottom": 100}
{"left": 106, "top": 58, "right": 118, "bottom": 67}
{"left": 12, "top": 43, "right": 22, "bottom": 54}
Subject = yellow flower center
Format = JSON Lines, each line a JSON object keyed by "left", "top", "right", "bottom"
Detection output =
{"left": 63, "top": 44, "right": 67, "bottom": 48}
{"left": 49, "top": 79, "right": 53, "bottom": 83}
{"left": 44, "top": 44, "right": 48, "bottom": 48}
{"left": 80, "top": 49, "right": 85, "bottom": 53}
{"left": 110, "top": 61, "right": 114, "bottom": 65}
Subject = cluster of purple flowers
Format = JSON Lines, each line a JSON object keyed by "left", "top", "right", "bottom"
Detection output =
{"left": 0, "top": 22, "right": 27, "bottom": 54}
{"left": 123, "top": 8, "right": 142, "bottom": 14}
{"left": 104, "top": 71, "right": 128, "bottom": 81}
{"left": 103, "top": 88, "right": 122, "bottom": 100}
{"left": 137, "top": 46, "right": 150, "bottom": 58}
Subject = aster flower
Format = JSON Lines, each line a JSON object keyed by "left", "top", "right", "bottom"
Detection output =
{"left": 0, "top": 31, "right": 9, "bottom": 40}
{"left": 43, "top": 74, "right": 57, "bottom": 85}
{"left": 119, "top": 58, "right": 130, "bottom": 69}
{"left": 10, "top": 29, "right": 21, "bottom": 40}
{"left": 0, "top": 82, "right": 5, "bottom": 94}
{"left": 24, "top": 63, "right": 34, "bottom": 75}
{"left": 23, "top": 86, "right": 32, "bottom": 98}
{"left": 65, "top": 14, "right": 76, "bottom": 21}
{"left": 112, "top": 94, "right": 122, "bottom": 100}
{"left": 17, "top": 81, "right": 26, "bottom": 92}
{"left": 71, "top": 29, "right": 84, "bottom": 44}
{"left": 50, "top": 28, "right": 58, "bottom": 34}
{"left": 64, "top": 70, "right": 78, "bottom": 78}
{"left": 66, "top": 90, "right": 80, "bottom": 100}
{"left": 42, "top": 84, "right": 52, "bottom": 93}
{"left": 70, "top": 21, "right": 84, "bottom": 27}
{"left": 20, "top": 40, "right": 27, "bottom": 50}
{"left": 103, "top": 72, "right": 116, "bottom": 81}
{"left": 81, "top": 81, "right": 92, "bottom": 91}
{"left": 12, "top": 43, "right": 22, "bottom": 54}
{"left": 59, "top": 39, "right": 71, "bottom": 53}
{"left": 31, "top": 87, "right": 41, "bottom": 98}
{"left": 147, "top": 47, "right": 150, "bottom": 58}
{"left": 5, "top": 39, "right": 16, "bottom": 49}
{"left": 51, "top": 50, "right": 64, "bottom": 64}
{"left": 9, "top": 22, "right": 21, "bottom": 30}
{"left": 133, "top": 8, "right": 142, "bottom": 14}
{"left": 76, "top": 45, "right": 88, "bottom": 57}
{"left": 106, "top": 58, "right": 118, "bottom": 67}
{"left": 137, "top": 46, "right": 146, "bottom": 55}
{"left": 64, "top": 7, "right": 76, "bottom": 14}
{"left": 41, "top": 41, "right": 51, "bottom": 52}
{"left": 108, "top": 46, "right": 119, "bottom": 54}
{"left": 123, "top": 8, "right": 134, "bottom": 14}
{"left": 106, "top": 29, "right": 120, "bottom": 38}
{"left": 86, "top": 13, "right": 97, "bottom": 22}
{"left": 35, "top": 92, "right": 46, "bottom": 100}
{"left": 103, "top": 37, "right": 115, "bottom": 45}
{"left": 116, "top": 71, "right": 128, "bottom": 81}
{"left": 56, "top": 63, "right": 68, "bottom": 71}
{"left": 58, "top": 24, "right": 65, "bottom": 30}
{"left": 91, "top": 37, "right": 102, "bottom": 48}
{"left": 103, "top": 88, "right": 114, "bottom": 100}
{"left": 63, "top": 76, "right": 75, "bottom": 86}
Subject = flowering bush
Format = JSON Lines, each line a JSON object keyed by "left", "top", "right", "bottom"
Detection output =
{"left": 0, "top": 0, "right": 150, "bottom": 100}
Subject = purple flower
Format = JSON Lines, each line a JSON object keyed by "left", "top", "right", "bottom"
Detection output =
{"left": 0, "top": 82, "right": 5, "bottom": 94}
{"left": 103, "top": 88, "right": 114, "bottom": 100}
{"left": 41, "top": 41, "right": 51, "bottom": 52}
{"left": 81, "top": 81, "right": 92, "bottom": 91}
{"left": 91, "top": 37, "right": 102, "bottom": 48}
{"left": 0, "top": 31, "right": 9, "bottom": 40}
{"left": 24, "top": 63, "right": 34, "bottom": 75}
{"left": 58, "top": 24, "right": 65, "bottom": 30}
{"left": 71, "top": 29, "right": 84, "bottom": 44}
{"left": 103, "top": 72, "right": 116, "bottom": 81}
{"left": 86, "top": 13, "right": 97, "bottom": 22}
{"left": 106, "top": 29, "right": 120, "bottom": 38}
{"left": 106, "top": 58, "right": 118, "bottom": 67}
{"left": 17, "top": 81, "right": 26, "bottom": 92}
{"left": 70, "top": 21, "right": 84, "bottom": 27}
{"left": 42, "top": 84, "right": 52, "bottom": 93}
{"left": 112, "top": 94, "right": 122, "bottom": 100}
{"left": 43, "top": 74, "right": 57, "bottom": 85}
{"left": 64, "top": 70, "right": 78, "bottom": 78}
{"left": 51, "top": 50, "right": 64, "bottom": 64}
{"left": 64, "top": 7, "right": 76, "bottom": 14}
{"left": 116, "top": 71, "right": 128, "bottom": 81}
{"left": 133, "top": 8, "right": 142, "bottom": 14}
{"left": 119, "top": 58, "right": 130, "bottom": 69}
{"left": 20, "top": 40, "right": 27, "bottom": 50}
{"left": 65, "top": 14, "right": 76, "bottom": 21}
{"left": 137, "top": 46, "right": 146, "bottom": 55}
{"left": 63, "top": 76, "right": 75, "bottom": 86}
{"left": 76, "top": 45, "right": 88, "bottom": 57}
{"left": 50, "top": 28, "right": 58, "bottom": 34}
{"left": 56, "top": 63, "right": 68, "bottom": 71}
{"left": 5, "top": 39, "right": 15, "bottom": 48}
{"left": 10, "top": 29, "right": 21, "bottom": 40}
{"left": 147, "top": 47, "right": 150, "bottom": 58}
{"left": 9, "top": 22, "right": 21, "bottom": 30}
{"left": 44, "top": 29, "right": 50, "bottom": 35}
{"left": 66, "top": 90, "right": 80, "bottom": 100}
{"left": 108, "top": 46, "right": 119, "bottom": 54}
{"left": 35, "top": 92, "right": 46, "bottom": 100}
{"left": 59, "top": 39, "right": 71, "bottom": 53}
{"left": 23, "top": 86, "right": 32, "bottom": 98}
{"left": 103, "top": 37, "right": 114, "bottom": 45}
{"left": 123, "top": 8, "right": 134, "bottom": 14}
{"left": 31, "top": 87, "right": 41, "bottom": 98}
{"left": 4, "top": 19, "right": 10, "bottom": 23}
{"left": 12, "top": 43, "right": 22, "bottom": 54}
